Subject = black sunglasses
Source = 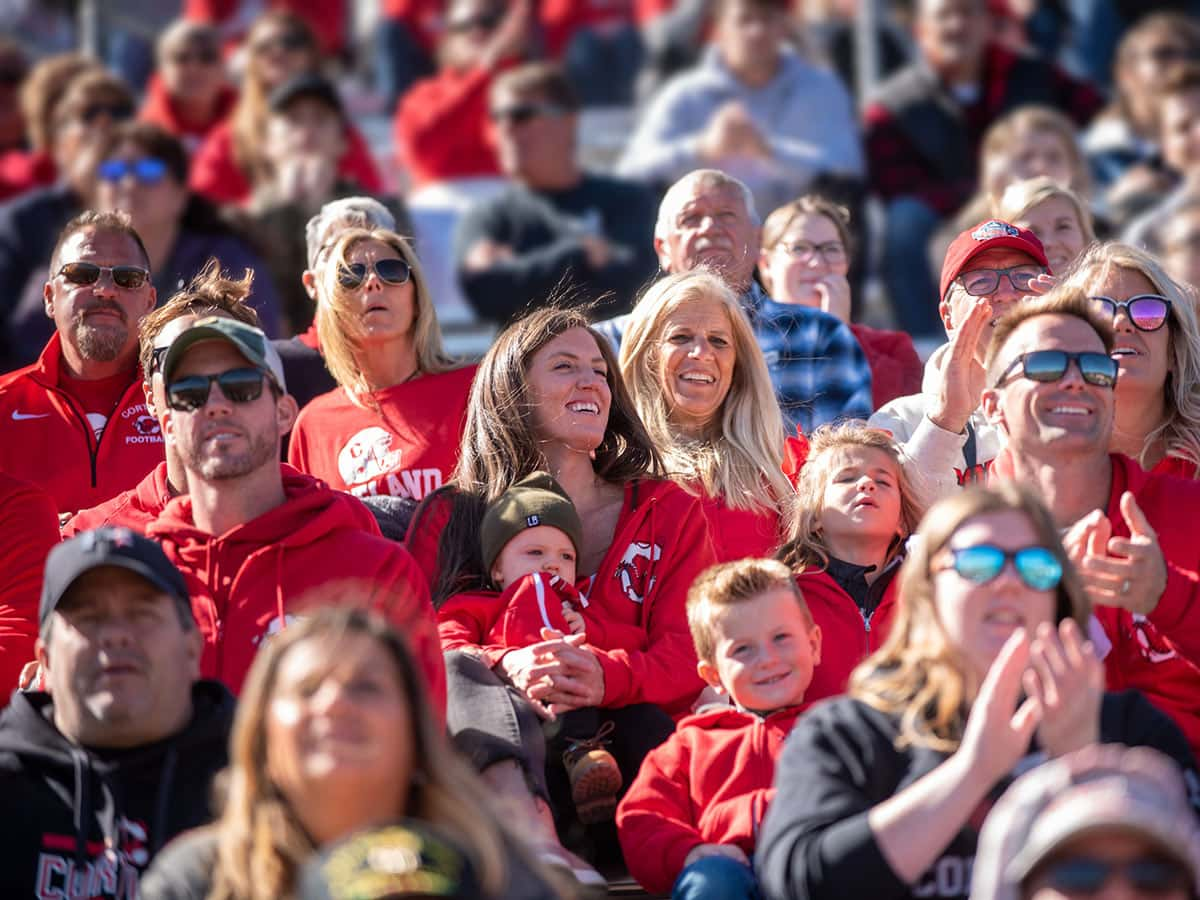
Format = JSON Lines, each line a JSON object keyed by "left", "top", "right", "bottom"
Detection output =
{"left": 490, "top": 102, "right": 568, "bottom": 126}
{"left": 337, "top": 258, "right": 412, "bottom": 289}
{"left": 1032, "top": 855, "right": 1190, "bottom": 896}
{"left": 168, "top": 48, "right": 220, "bottom": 66}
{"left": 994, "top": 350, "right": 1119, "bottom": 389}
{"left": 77, "top": 102, "right": 134, "bottom": 124}
{"left": 1089, "top": 294, "right": 1172, "bottom": 332}
{"left": 447, "top": 13, "right": 502, "bottom": 33}
{"left": 252, "top": 32, "right": 311, "bottom": 54}
{"left": 958, "top": 265, "right": 1043, "bottom": 296}
{"left": 58, "top": 261, "right": 150, "bottom": 290}
{"left": 166, "top": 368, "right": 271, "bottom": 412}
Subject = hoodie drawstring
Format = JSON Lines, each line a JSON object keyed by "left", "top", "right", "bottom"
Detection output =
{"left": 275, "top": 548, "right": 286, "bottom": 634}
{"left": 151, "top": 747, "right": 178, "bottom": 856}
{"left": 70, "top": 749, "right": 89, "bottom": 866}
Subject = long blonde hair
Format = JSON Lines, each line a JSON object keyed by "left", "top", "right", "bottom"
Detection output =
{"left": 1057, "top": 241, "right": 1200, "bottom": 475}
{"left": 208, "top": 604, "right": 555, "bottom": 900}
{"left": 776, "top": 422, "right": 923, "bottom": 574}
{"left": 317, "top": 226, "right": 454, "bottom": 401}
{"left": 619, "top": 271, "right": 791, "bottom": 526}
{"left": 849, "top": 484, "right": 1089, "bottom": 752}
{"left": 993, "top": 176, "right": 1097, "bottom": 246}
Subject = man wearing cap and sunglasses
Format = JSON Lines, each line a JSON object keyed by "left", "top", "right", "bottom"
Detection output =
{"left": 983, "top": 287, "right": 1200, "bottom": 760}
{"left": 144, "top": 316, "right": 446, "bottom": 712}
{"left": 0, "top": 210, "right": 163, "bottom": 517}
{"left": 0, "top": 526, "right": 233, "bottom": 898}
{"left": 871, "top": 219, "right": 1052, "bottom": 504}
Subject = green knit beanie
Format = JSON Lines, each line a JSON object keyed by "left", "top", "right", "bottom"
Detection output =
{"left": 481, "top": 471, "right": 583, "bottom": 574}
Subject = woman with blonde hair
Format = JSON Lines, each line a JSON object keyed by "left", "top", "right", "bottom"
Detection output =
{"left": 775, "top": 421, "right": 924, "bottom": 701}
{"left": 288, "top": 226, "right": 477, "bottom": 504}
{"left": 994, "top": 176, "right": 1095, "bottom": 275}
{"left": 139, "top": 606, "right": 571, "bottom": 900}
{"left": 756, "top": 483, "right": 1198, "bottom": 900}
{"left": 1056, "top": 241, "right": 1200, "bottom": 477}
{"left": 619, "top": 270, "right": 793, "bottom": 559}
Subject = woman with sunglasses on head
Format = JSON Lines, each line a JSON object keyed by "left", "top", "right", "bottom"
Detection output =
{"left": 756, "top": 483, "right": 1199, "bottom": 900}
{"left": 1055, "top": 242, "right": 1200, "bottom": 478}
{"left": 287, "top": 227, "right": 476, "bottom": 511}
{"left": 189, "top": 11, "right": 382, "bottom": 207}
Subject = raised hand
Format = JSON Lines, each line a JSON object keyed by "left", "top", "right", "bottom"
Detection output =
{"left": 930, "top": 297, "right": 992, "bottom": 435}
{"left": 1077, "top": 492, "right": 1166, "bottom": 616}
{"left": 1025, "top": 619, "right": 1104, "bottom": 758}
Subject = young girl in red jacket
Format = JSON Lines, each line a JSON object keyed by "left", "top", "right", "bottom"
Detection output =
{"left": 616, "top": 558, "right": 822, "bottom": 898}
{"left": 776, "top": 422, "right": 925, "bottom": 703}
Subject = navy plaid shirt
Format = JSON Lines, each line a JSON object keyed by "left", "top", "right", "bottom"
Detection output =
{"left": 595, "top": 280, "right": 873, "bottom": 433}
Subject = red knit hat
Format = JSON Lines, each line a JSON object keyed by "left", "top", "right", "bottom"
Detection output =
{"left": 939, "top": 220, "right": 1049, "bottom": 301}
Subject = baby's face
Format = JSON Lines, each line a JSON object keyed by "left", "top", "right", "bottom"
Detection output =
{"left": 491, "top": 525, "right": 578, "bottom": 589}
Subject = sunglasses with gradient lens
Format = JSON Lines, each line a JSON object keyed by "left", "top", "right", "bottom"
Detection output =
{"left": 166, "top": 368, "right": 269, "bottom": 412}
{"left": 1032, "top": 856, "right": 1190, "bottom": 896}
{"left": 58, "top": 261, "right": 150, "bottom": 290}
{"left": 1089, "top": 294, "right": 1172, "bottom": 332}
{"left": 337, "top": 258, "right": 412, "bottom": 289}
{"left": 941, "top": 544, "right": 1064, "bottom": 591}
{"left": 995, "top": 350, "right": 1118, "bottom": 389}
{"left": 97, "top": 157, "right": 169, "bottom": 185}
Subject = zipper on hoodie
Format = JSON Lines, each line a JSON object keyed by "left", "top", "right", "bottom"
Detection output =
{"left": 860, "top": 607, "right": 873, "bottom": 655}
{"left": 48, "top": 380, "right": 138, "bottom": 489}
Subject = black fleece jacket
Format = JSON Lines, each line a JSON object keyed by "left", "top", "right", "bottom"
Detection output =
{"left": 0, "top": 681, "right": 233, "bottom": 898}
{"left": 755, "top": 690, "right": 1200, "bottom": 900}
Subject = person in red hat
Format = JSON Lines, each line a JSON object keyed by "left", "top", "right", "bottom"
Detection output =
{"left": 870, "top": 219, "right": 1051, "bottom": 504}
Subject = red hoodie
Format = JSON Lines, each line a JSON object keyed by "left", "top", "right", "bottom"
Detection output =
{"left": 147, "top": 471, "right": 445, "bottom": 715}
{"left": 394, "top": 65, "right": 501, "bottom": 189}
{"left": 0, "top": 334, "right": 165, "bottom": 515}
{"left": 189, "top": 118, "right": 384, "bottom": 206}
{"left": 139, "top": 75, "right": 238, "bottom": 154}
{"left": 616, "top": 705, "right": 804, "bottom": 894}
{"left": 0, "top": 474, "right": 59, "bottom": 700}
{"left": 411, "top": 479, "right": 716, "bottom": 715}
{"left": 1092, "top": 454, "right": 1200, "bottom": 757}
{"left": 288, "top": 365, "right": 476, "bottom": 501}
{"left": 699, "top": 494, "right": 782, "bottom": 562}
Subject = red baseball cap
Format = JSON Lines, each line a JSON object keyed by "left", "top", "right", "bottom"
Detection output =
{"left": 939, "top": 219, "right": 1049, "bottom": 301}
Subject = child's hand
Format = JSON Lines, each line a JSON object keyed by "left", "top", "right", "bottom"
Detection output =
{"left": 562, "top": 603, "right": 586, "bottom": 636}
{"left": 683, "top": 843, "right": 750, "bottom": 867}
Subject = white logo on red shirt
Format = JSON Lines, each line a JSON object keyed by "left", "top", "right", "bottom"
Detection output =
{"left": 615, "top": 541, "right": 662, "bottom": 604}
{"left": 338, "top": 426, "right": 403, "bottom": 488}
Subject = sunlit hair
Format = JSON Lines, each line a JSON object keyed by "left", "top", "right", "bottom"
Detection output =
{"left": 207, "top": 603, "right": 553, "bottom": 900}
{"left": 979, "top": 106, "right": 1091, "bottom": 201}
{"left": 50, "top": 209, "right": 149, "bottom": 276}
{"left": 993, "top": 176, "right": 1096, "bottom": 246}
{"left": 317, "top": 226, "right": 454, "bottom": 400}
{"left": 19, "top": 53, "right": 96, "bottom": 152}
{"left": 655, "top": 169, "right": 760, "bottom": 242}
{"left": 1056, "top": 242, "right": 1200, "bottom": 475}
{"left": 619, "top": 271, "right": 791, "bottom": 530}
{"left": 759, "top": 194, "right": 853, "bottom": 267}
{"left": 687, "top": 558, "right": 811, "bottom": 664}
{"left": 416, "top": 304, "right": 661, "bottom": 605}
{"left": 849, "top": 484, "right": 1090, "bottom": 752}
{"left": 984, "top": 286, "right": 1116, "bottom": 381}
{"left": 776, "top": 421, "right": 924, "bottom": 573}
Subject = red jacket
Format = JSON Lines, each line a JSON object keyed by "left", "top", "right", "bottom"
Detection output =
{"left": 394, "top": 65, "right": 501, "bottom": 188}
{"left": 1093, "top": 454, "right": 1200, "bottom": 757}
{"left": 62, "top": 461, "right": 172, "bottom": 538}
{"left": 139, "top": 75, "right": 238, "bottom": 154}
{"left": 288, "top": 365, "right": 476, "bottom": 501}
{"left": 411, "top": 479, "right": 716, "bottom": 714}
{"left": 616, "top": 705, "right": 804, "bottom": 894}
{"left": 147, "top": 471, "right": 445, "bottom": 715}
{"left": 0, "top": 334, "right": 165, "bottom": 515}
{"left": 189, "top": 118, "right": 383, "bottom": 206}
{"left": 698, "top": 493, "right": 781, "bottom": 562}
{"left": 0, "top": 474, "right": 59, "bottom": 700}
{"left": 1153, "top": 455, "right": 1200, "bottom": 479}
{"left": 0, "top": 149, "right": 55, "bottom": 202}
{"left": 797, "top": 568, "right": 898, "bottom": 703}
{"left": 849, "top": 323, "right": 923, "bottom": 410}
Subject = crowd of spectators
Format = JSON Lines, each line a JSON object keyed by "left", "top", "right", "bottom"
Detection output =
{"left": 3, "top": 1, "right": 1200, "bottom": 899}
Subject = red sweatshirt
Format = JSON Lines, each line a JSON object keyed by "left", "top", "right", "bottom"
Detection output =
{"left": 797, "top": 568, "right": 898, "bottom": 703}
{"left": 1093, "top": 454, "right": 1200, "bottom": 757}
{"left": 394, "top": 65, "right": 501, "bottom": 189}
{"left": 0, "top": 474, "right": 59, "bottom": 700}
{"left": 146, "top": 470, "right": 445, "bottom": 715}
{"left": 698, "top": 493, "right": 782, "bottom": 562}
{"left": 139, "top": 75, "right": 238, "bottom": 154}
{"left": 288, "top": 365, "right": 476, "bottom": 501}
{"left": 616, "top": 705, "right": 804, "bottom": 894}
{"left": 189, "top": 117, "right": 384, "bottom": 206}
{"left": 849, "top": 323, "right": 923, "bottom": 410}
{"left": 411, "top": 479, "right": 716, "bottom": 714}
{"left": 0, "top": 334, "right": 165, "bottom": 515}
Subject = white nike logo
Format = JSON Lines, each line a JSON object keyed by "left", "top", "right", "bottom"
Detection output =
{"left": 12, "top": 411, "right": 50, "bottom": 420}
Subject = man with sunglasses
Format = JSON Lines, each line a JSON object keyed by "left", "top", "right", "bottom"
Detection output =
{"left": 983, "top": 288, "right": 1200, "bottom": 759}
{"left": 0, "top": 210, "right": 162, "bottom": 517}
{"left": 456, "top": 62, "right": 658, "bottom": 324}
{"left": 145, "top": 317, "right": 446, "bottom": 713}
{"left": 871, "top": 219, "right": 1050, "bottom": 504}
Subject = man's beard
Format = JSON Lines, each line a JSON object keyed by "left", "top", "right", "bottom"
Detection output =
{"left": 185, "top": 430, "right": 278, "bottom": 481}
{"left": 71, "top": 311, "right": 129, "bottom": 362}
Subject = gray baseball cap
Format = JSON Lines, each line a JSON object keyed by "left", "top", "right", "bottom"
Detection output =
{"left": 161, "top": 316, "right": 287, "bottom": 391}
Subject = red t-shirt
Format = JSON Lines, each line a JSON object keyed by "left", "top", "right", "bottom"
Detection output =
{"left": 288, "top": 365, "right": 476, "bottom": 501}
{"left": 58, "top": 367, "right": 140, "bottom": 443}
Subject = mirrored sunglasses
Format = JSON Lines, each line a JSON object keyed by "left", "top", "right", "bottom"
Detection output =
{"left": 166, "top": 368, "right": 270, "bottom": 412}
{"left": 940, "top": 544, "right": 1064, "bottom": 591}
{"left": 1089, "top": 294, "right": 1172, "bottom": 332}
{"left": 97, "top": 157, "right": 169, "bottom": 185}
{"left": 995, "top": 350, "right": 1118, "bottom": 389}
{"left": 337, "top": 258, "right": 412, "bottom": 289}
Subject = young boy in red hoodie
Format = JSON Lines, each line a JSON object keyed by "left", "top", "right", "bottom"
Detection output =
{"left": 616, "top": 558, "right": 822, "bottom": 898}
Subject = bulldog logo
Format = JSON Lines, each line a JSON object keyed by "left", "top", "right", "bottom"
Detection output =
{"left": 614, "top": 541, "right": 662, "bottom": 604}
{"left": 338, "top": 426, "right": 403, "bottom": 487}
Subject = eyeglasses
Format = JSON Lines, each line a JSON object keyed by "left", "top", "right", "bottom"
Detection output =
{"left": 58, "top": 262, "right": 150, "bottom": 290}
{"left": 489, "top": 102, "right": 568, "bottom": 126}
{"left": 165, "top": 368, "right": 271, "bottom": 411}
{"left": 74, "top": 102, "right": 134, "bottom": 125}
{"left": 1031, "top": 855, "right": 1190, "bottom": 896}
{"left": 167, "top": 48, "right": 220, "bottom": 66}
{"left": 1089, "top": 294, "right": 1172, "bottom": 332}
{"left": 938, "top": 544, "right": 1063, "bottom": 591}
{"left": 447, "top": 13, "right": 502, "bottom": 34}
{"left": 97, "top": 157, "right": 169, "bottom": 185}
{"left": 251, "top": 32, "right": 310, "bottom": 54}
{"left": 780, "top": 240, "right": 847, "bottom": 263}
{"left": 994, "top": 350, "right": 1119, "bottom": 389}
{"left": 958, "top": 265, "right": 1043, "bottom": 296}
{"left": 337, "top": 258, "right": 412, "bottom": 289}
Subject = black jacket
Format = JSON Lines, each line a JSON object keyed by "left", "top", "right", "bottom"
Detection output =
{"left": 0, "top": 681, "right": 233, "bottom": 898}
{"left": 755, "top": 690, "right": 1199, "bottom": 900}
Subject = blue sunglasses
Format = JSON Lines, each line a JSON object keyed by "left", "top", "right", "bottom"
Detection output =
{"left": 939, "top": 544, "right": 1063, "bottom": 591}
{"left": 97, "top": 157, "right": 169, "bottom": 185}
